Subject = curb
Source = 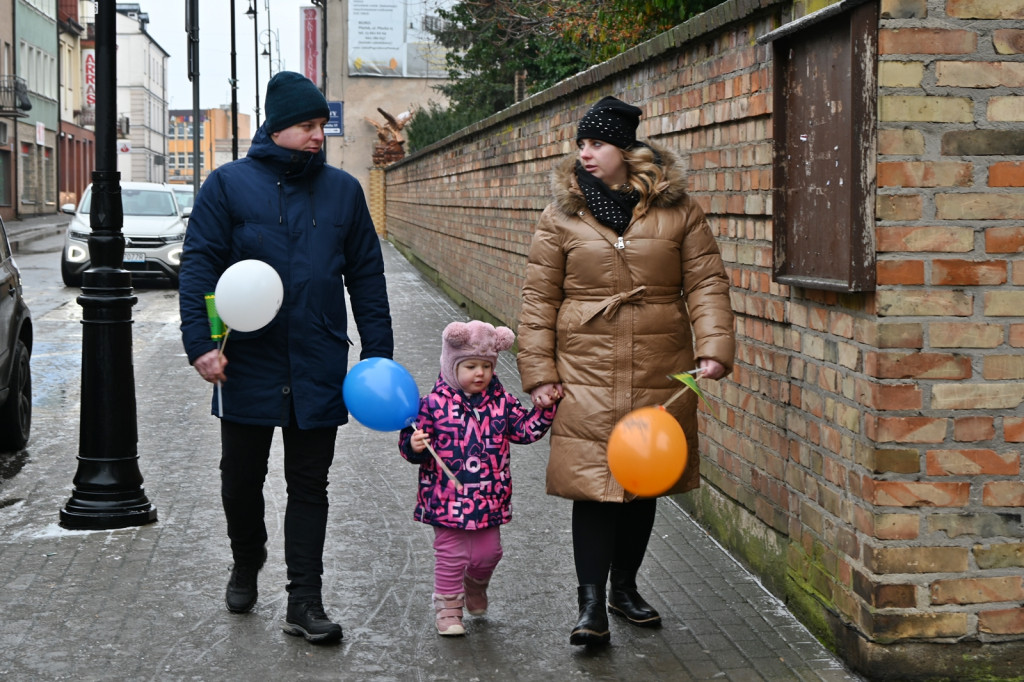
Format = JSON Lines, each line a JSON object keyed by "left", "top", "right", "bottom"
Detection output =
{"left": 8, "top": 225, "right": 67, "bottom": 254}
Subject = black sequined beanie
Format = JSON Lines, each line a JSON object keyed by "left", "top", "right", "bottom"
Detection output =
{"left": 264, "top": 71, "right": 330, "bottom": 134}
{"left": 575, "top": 96, "right": 642, "bottom": 149}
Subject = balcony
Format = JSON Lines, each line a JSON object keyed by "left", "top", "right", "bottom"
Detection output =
{"left": 76, "top": 108, "right": 96, "bottom": 127}
{"left": 0, "top": 75, "right": 32, "bottom": 118}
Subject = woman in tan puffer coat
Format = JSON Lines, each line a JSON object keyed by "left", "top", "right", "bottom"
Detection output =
{"left": 517, "top": 96, "right": 735, "bottom": 646}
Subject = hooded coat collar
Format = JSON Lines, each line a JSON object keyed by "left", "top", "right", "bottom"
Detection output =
{"left": 246, "top": 123, "right": 326, "bottom": 180}
{"left": 550, "top": 141, "right": 690, "bottom": 219}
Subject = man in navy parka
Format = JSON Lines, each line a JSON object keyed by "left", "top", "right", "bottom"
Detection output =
{"left": 178, "top": 72, "right": 393, "bottom": 645}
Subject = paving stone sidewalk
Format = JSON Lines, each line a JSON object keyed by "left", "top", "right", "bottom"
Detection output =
{"left": 0, "top": 238, "right": 863, "bottom": 681}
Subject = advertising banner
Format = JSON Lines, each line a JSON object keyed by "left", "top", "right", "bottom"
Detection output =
{"left": 348, "top": 0, "right": 450, "bottom": 78}
{"left": 301, "top": 6, "right": 322, "bottom": 87}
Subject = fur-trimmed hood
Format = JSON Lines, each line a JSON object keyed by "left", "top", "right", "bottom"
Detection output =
{"left": 550, "top": 142, "right": 690, "bottom": 218}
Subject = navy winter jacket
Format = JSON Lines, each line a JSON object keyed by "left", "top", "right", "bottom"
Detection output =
{"left": 179, "top": 125, "right": 393, "bottom": 428}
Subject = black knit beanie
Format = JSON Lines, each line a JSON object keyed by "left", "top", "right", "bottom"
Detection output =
{"left": 575, "top": 96, "right": 642, "bottom": 149}
{"left": 264, "top": 71, "right": 330, "bottom": 133}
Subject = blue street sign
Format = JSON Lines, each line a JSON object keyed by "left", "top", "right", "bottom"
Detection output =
{"left": 325, "top": 102, "right": 344, "bottom": 136}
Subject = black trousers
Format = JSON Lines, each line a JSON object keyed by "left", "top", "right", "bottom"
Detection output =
{"left": 220, "top": 417, "right": 337, "bottom": 603}
{"left": 572, "top": 498, "right": 657, "bottom": 586}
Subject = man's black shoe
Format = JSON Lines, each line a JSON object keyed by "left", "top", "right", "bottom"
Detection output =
{"left": 282, "top": 600, "right": 343, "bottom": 644}
{"left": 225, "top": 547, "right": 267, "bottom": 614}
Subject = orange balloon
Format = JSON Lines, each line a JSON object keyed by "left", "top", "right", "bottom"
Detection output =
{"left": 607, "top": 406, "right": 688, "bottom": 497}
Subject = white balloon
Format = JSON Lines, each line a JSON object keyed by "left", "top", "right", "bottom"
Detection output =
{"left": 214, "top": 260, "right": 284, "bottom": 332}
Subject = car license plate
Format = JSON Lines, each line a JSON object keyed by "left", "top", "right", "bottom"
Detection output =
{"left": 124, "top": 251, "right": 145, "bottom": 263}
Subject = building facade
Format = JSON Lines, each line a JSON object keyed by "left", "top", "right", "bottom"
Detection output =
{"left": 57, "top": 0, "right": 93, "bottom": 208}
{"left": 14, "top": 0, "right": 59, "bottom": 217}
{"left": 167, "top": 106, "right": 251, "bottom": 187}
{"left": 319, "top": 0, "right": 451, "bottom": 199}
{"left": 0, "top": 0, "right": 31, "bottom": 222}
{"left": 103, "top": 2, "right": 168, "bottom": 183}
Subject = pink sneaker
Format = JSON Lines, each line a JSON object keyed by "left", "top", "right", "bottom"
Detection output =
{"left": 464, "top": 574, "right": 490, "bottom": 616}
{"left": 433, "top": 593, "right": 465, "bottom": 636}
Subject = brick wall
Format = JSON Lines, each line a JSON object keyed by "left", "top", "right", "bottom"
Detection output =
{"left": 384, "top": 0, "right": 1024, "bottom": 677}
{"left": 368, "top": 167, "right": 386, "bottom": 237}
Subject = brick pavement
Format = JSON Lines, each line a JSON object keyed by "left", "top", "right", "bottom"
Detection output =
{"left": 0, "top": 238, "right": 863, "bottom": 681}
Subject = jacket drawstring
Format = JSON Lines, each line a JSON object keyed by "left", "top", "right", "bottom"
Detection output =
{"left": 276, "top": 180, "right": 283, "bottom": 224}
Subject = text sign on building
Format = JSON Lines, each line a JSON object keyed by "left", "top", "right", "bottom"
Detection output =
{"left": 301, "top": 6, "right": 322, "bottom": 87}
{"left": 83, "top": 49, "right": 96, "bottom": 107}
{"left": 325, "top": 102, "right": 344, "bottom": 137}
{"left": 348, "top": 0, "right": 451, "bottom": 78}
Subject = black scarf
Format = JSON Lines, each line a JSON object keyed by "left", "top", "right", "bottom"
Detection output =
{"left": 575, "top": 162, "right": 640, "bottom": 235}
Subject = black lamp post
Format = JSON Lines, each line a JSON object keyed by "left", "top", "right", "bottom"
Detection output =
{"left": 230, "top": 0, "right": 239, "bottom": 160}
{"left": 260, "top": 29, "right": 280, "bottom": 79}
{"left": 246, "top": 0, "right": 260, "bottom": 127}
{"left": 60, "top": 0, "right": 156, "bottom": 530}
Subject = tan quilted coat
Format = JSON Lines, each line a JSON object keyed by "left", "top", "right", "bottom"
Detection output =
{"left": 517, "top": 145, "right": 735, "bottom": 502}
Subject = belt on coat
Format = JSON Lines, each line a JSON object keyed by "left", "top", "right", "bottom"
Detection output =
{"left": 572, "top": 286, "right": 681, "bottom": 325}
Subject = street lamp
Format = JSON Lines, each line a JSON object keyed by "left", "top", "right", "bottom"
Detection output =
{"left": 246, "top": 0, "right": 260, "bottom": 127}
{"left": 260, "top": 29, "right": 281, "bottom": 79}
{"left": 60, "top": 0, "right": 156, "bottom": 530}
{"left": 230, "top": 0, "right": 239, "bottom": 160}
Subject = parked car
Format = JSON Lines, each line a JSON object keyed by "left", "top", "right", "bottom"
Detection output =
{"left": 171, "top": 185, "right": 196, "bottom": 213}
{"left": 0, "top": 216, "right": 32, "bottom": 451}
{"left": 60, "top": 181, "right": 190, "bottom": 287}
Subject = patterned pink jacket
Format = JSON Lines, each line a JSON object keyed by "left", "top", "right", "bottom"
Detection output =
{"left": 399, "top": 373, "right": 557, "bottom": 530}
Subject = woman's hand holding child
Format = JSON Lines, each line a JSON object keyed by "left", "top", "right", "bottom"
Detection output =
{"left": 530, "top": 382, "right": 564, "bottom": 409}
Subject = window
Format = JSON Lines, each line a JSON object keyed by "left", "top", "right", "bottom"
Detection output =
{"left": 24, "top": 0, "right": 56, "bottom": 15}
{"left": 0, "top": 150, "right": 11, "bottom": 206}
{"left": 19, "top": 40, "right": 57, "bottom": 101}
{"left": 761, "top": 0, "right": 877, "bottom": 292}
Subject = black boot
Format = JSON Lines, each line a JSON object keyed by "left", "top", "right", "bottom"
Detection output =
{"left": 569, "top": 585, "right": 610, "bottom": 646}
{"left": 608, "top": 568, "right": 662, "bottom": 627}
{"left": 282, "top": 600, "right": 343, "bottom": 644}
{"left": 225, "top": 546, "right": 267, "bottom": 614}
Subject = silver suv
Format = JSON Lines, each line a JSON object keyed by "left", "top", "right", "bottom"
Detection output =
{"left": 60, "top": 181, "right": 190, "bottom": 287}
{"left": 0, "top": 216, "right": 32, "bottom": 451}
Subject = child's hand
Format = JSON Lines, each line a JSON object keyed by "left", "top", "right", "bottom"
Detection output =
{"left": 410, "top": 428, "right": 430, "bottom": 454}
{"left": 531, "top": 382, "right": 563, "bottom": 408}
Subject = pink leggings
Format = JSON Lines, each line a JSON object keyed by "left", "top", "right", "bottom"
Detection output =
{"left": 433, "top": 526, "right": 503, "bottom": 595}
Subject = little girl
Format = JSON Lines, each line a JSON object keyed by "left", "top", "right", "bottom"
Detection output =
{"left": 399, "top": 321, "right": 559, "bottom": 636}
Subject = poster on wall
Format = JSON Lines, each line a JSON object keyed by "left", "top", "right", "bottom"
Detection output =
{"left": 348, "top": 0, "right": 451, "bottom": 78}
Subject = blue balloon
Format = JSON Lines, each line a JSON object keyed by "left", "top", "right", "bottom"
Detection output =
{"left": 343, "top": 358, "right": 420, "bottom": 431}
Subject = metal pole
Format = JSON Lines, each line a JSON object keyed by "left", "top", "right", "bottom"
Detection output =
{"left": 188, "top": 0, "right": 200, "bottom": 195}
{"left": 60, "top": 0, "right": 156, "bottom": 530}
{"left": 230, "top": 0, "right": 239, "bottom": 160}
{"left": 250, "top": 1, "right": 260, "bottom": 127}
{"left": 265, "top": 0, "right": 273, "bottom": 78}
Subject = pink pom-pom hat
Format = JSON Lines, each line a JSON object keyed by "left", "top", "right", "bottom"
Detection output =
{"left": 440, "top": 320, "right": 515, "bottom": 389}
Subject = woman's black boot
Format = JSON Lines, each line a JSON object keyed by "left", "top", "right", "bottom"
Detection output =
{"left": 608, "top": 569, "right": 662, "bottom": 627}
{"left": 570, "top": 585, "right": 610, "bottom": 646}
